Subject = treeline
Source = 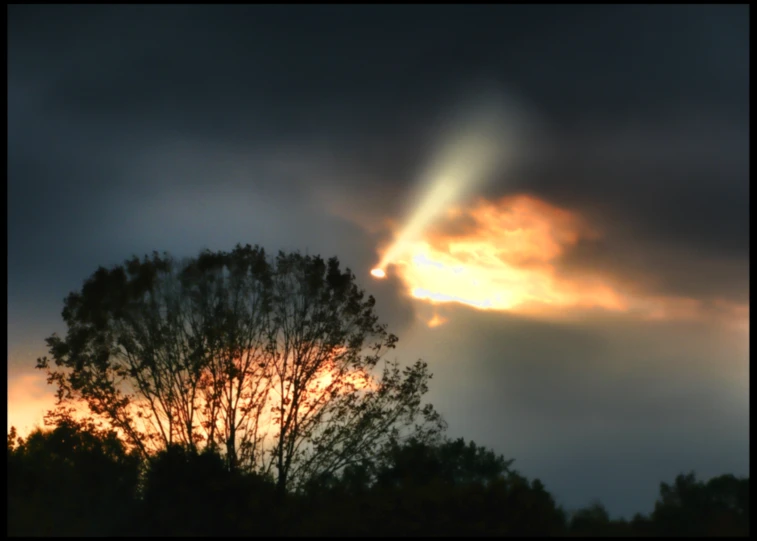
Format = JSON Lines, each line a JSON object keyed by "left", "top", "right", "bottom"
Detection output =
{"left": 11, "top": 246, "right": 751, "bottom": 536}
{"left": 7, "top": 418, "right": 749, "bottom": 537}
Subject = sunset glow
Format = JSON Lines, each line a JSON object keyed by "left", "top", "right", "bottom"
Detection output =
{"left": 385, "top": 194, "right": 622, "bottom": 315}
{"left": 8, "top": 347, "right": 381, "bottom": 443}
{"left": 376, "top": 92, "right": 525, "bottom": 272}
{"left": 378, "top": 194, "right": 749, "bottom": 327}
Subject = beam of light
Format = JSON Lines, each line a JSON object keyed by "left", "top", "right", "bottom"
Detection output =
{"left": 381, "top": 194, "right": 750, "bottom": 328}
{"left": 375, "top": 92, "right": 528, "bottom": 273}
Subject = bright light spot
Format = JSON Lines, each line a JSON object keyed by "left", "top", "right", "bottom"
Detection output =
{"left": 427, "top": 312, "right": 448, "bottom": 328}
{"left": 366, "top": 89, "right": 748, "bottom": 327}
{"left": 380, "top": 193, "right": 749, "bottom": 325}
{"left": 375, "top": 91, "right": 527, "bottom": 271}
{"left": 390, "top": 194, "right": 625, "bottom": 315}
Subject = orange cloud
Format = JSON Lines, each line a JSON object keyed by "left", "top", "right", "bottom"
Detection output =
{"left": 427, "top": 312, "right": 449, "bottom": 329}
{"left": 381, "top": 194, "right": 748, "bottom": 328}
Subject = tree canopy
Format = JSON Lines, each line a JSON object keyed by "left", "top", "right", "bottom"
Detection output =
{"left": 7, "top": 416, "right": 141, "bottom": 536}
{"left": 11, "top": 418, "right": 747, "bottom": 536}
{"left": 37, "top": 245, "right": 445, "bottom": 491}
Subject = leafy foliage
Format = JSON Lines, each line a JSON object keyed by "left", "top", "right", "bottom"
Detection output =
{"left": 295, "top": 437, "right": 566, "bottom": 536}
{"left": 7, "top": 417, "right": 141, "bottom": 536}
{"left": 7, "top": 419, "right": 749, "bottom": 537}
{"left": 138, "top": 444, "right": 280, "bottom": 536}
{"left": 36, "top": 245, "right": 445, "bottom": 491}
{"left": 651, "top": 471, "right": 750, "bottom": 536}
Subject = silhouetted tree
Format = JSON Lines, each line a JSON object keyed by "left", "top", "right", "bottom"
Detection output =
{"left": 36, "top": 245, "right": 445, "bottom": 492}
{"left": 7, "top": 417, "right": 141, "bottom": 536}
{"left": 138, "top": 444, "right": 280, "bottom": 536}
{"left": 651, "top": 471, "right": 749, "bottom": 536}
{"left": 293, "top": 437, "right": 566, "bottom": 537}
{"left": 569, "top": 501, "right": 618, "bottom": 536}
{"left": 7, "top": 416, "right": 750, "bottom": 536}
{"left": 628, "top": 512, "right": 655, "bottom": 536}
{"left": 375, "top": 437, "right": 514, "bottom": 488}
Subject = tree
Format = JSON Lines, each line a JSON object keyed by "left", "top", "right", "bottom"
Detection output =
{"left": 569, "top": 501, "right": 614, "bottom": 536}
{"left": 293, "top": 437, "right": 566, "bottom": 537}
{"left": 372, "top": 437, "right": 514, "bottom": 490}
{"left": 37, "top": 244, "right": 445, "bottom": 492}
{"left": 651, "top": 471, "right": 749, "bottom": 536}
{"left": 7, "top": 417, "right": 141, "bottom": 536}
{"left": 138, "top": 444, "right": 280, "bottom": 536}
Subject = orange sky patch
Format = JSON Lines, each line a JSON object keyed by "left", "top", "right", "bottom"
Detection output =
{"left": 7, "top": 373, "right": 57, "bottom": 436}
{"left": 427, "top": 312, "right": 449, "bottom": 328}
{"left": 8, "top": 347, "right": 382, "bottom": 446}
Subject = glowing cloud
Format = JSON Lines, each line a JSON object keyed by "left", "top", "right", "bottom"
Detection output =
{"left": 389, "top": 195, "right": 623, "bottom": 315}
{"left": 376, "top": 91, "right": 529, "bottom": 271}
{"left": 379, "top": 194, "right": 749, "bottom": 328}
{"left": 426, "top": 312, "right": 449, "bottom": 329}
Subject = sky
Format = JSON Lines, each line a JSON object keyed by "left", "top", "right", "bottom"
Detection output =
{"left": 7, "top": 5, "right": 749, "bottom": 517}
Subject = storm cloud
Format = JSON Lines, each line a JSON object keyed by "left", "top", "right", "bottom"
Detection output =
{"left": 8, "top": 4, "right": 748, "bottom": 517}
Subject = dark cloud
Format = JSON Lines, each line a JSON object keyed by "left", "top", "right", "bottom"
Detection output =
{"left": 504, "top": 115, "right": 750, "bottom": 304}
{"left": 8, "top": 4, "right": 748, "bottom": 518}
{"left": 508, "top": 115, "right": 749, "bottom": 254}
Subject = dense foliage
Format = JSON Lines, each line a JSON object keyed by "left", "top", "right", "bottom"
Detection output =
{"left": 7, "top": 419, "right": 749, "bottom": 536}
{"left": 36, "top": 246, "right": 444, "bottom": 492}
